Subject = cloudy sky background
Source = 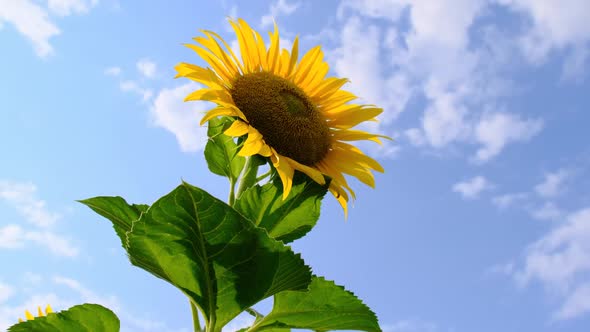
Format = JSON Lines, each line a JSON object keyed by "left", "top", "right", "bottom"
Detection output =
{"left": 1, "top": 0, "right": 589, "bottom": 331}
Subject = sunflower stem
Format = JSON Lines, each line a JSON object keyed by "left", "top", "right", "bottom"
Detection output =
{"left": 228, "top": 178, "right": 236, "bottom": 206}
{"left": 235, "top": 156, "right": 261, "bottom": 200}
{"left": 255, "top": 169, "right": 272, "bottom": 183}
{"left": 190, "top": 300, "right": 203, "bottom": 332}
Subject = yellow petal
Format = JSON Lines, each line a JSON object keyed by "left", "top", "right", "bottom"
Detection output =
{"left": 286, "top": 36, "right": 299, "bottom": 77}
{"left": 318, "top": 90, "right": 357, "bottom": 109}
{"left": 174, "top": 63, "right": 223, "bottom": 89}
{"left": 200, "top": 107, "right": 238, "bottom": 125}
{"left": 327, "top": 107, "right": 384, "bottom": 129}
{"left": 224, "top": 120, "right": 249, "bottom": 137}
{"left": 184, "top": 89, "right": 222, "bottom": 102}
{"left": 258, "top": 143, "right": 273, "bottom": 157}
{"left": 328, "top": 182, "right": 349, "bottom": 218}
{"left": 271, "top": 153, "right": 294, "bottom": 199}
{"left": 285, "top": 157, "right": 326, "bottom": 185}
{"left": 202, "top": 29, "right": 244, "bottom": 73}
{"left": 37, "top": 307, "right": 44, "bottom": 317}
{"left": 46, "top": 305, "right": 53, "bottom": 314}
{"left": 331, "top": 142, "right": 385, "bottom": 172}
{"left": 18, "top": 318, "right": 23, "bottom": 323}
{"left": 184, "top": 44, "right": 234, "bottom": 84}
{"left": 194, "top": 34, "right": 239, "bottom": 77}
{"left": 309, "top": 77, "right": 349, "bottom": 100}
{"left": 293, "top": 46, "right": 322, "bottom": 85}
{"left": 238, "top": 128, "right": 264, "bottom": 156}
{"left": 25, "top": 310, "right": 34, "bottom": 320}
{"left": 267, "top": 21, "right": 281, "bottom": 73}
{"left": 331, "top": 129, "right": 391, "bottom": 144}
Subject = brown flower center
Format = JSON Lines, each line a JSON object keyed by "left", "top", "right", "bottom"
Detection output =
{"left": 230, "top": 72, "right": 330, "bottom": 166}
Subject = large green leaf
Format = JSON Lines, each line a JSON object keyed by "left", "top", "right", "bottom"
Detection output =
{"left": 78, "top": 196, "right": 147, "bottom": 249}
{"left": 248, "top": 277, "right": 381, "bottom": 332}
{"left": 235, "top": 172, "right": 327, "bottom": 243}
{"left": 205, "top": 117, "right": 245, "bottom": 182}
{"left": 8, "top": 304, "right": 119, "bottom": 332}
{"left": 81, "top": 183, "right": 312, "bottom": 331}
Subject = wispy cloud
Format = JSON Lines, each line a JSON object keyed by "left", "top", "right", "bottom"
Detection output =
{"left": 0, "top": 0, "right": 97, "bottom": 57}
{"left": 535, "top": 169, "right": 572, "bottom": 198}
{"left": 260, "top": 0, "right": 300, "bottom": 28}
{"left": 492, "top": 192, "right": 528, "bottom": 209}
{"left": 47, "top": 0, "right": 97, "bottom": 17}
{"left": 0, "top": 224, "right": 78, "bottom": 257}
{"left": 453, "top": 176, "right": 492, "bottom": 199}
{"left": 382, "top": 318, "right": 438, "bottom": 332}
{"left": 0, "top": 181, "right": 60, "bottom": 228}
{"left": 0, "top": 180, "right": 78, "bottom": 257}
{"left": 149, "top": 82, "right": 209, "bottom": 153}
{"left": 473, "top": 112, "right": 543, "bottom": 163}
{"left": 136, "top": 58, "right": 157, "bottom": 79}
{"left": 104, "top": 66, "right": 122, "bottom": 76}
{"left": 119, "top": 80, "right": 153, "bottom": 102}
{"left": 512, "top": 207, "right": 590, "bottom": 319}
{"left": 498, "top": 0, "right": 590, "bottom": 81}
{"left": 530, "top": 202, "right": 564, "bottom": 221}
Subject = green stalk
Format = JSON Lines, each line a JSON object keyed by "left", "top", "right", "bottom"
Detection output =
{"left": 228, "top": 177, "right": 236, "bottom": 206}
{"left": 190, "top": 301, "right": 203, "bottom": 332}
{"left": 235, "top": 156, "right": 260, "bottom": 200}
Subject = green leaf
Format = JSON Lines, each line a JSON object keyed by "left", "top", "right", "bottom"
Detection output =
{"left": 84, "top": 182, "right": 312, "bottom": 331}
{"left": 205, "top": 117, "right": 245, "bottom": 182}
{"left": 235, "top": 172, "right": 328, "bottom": 243}
{"left": 249, "top": 277, "right": 381, "bottom": 332}
{"left": 8, "top": 304, "right": 119, "bottom": 332}
{"left": 78, "top": 196, "right": 147, "bottom": 249}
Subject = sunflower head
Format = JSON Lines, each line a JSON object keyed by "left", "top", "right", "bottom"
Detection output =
{"left": 18, "top": 305, "right": 53, "bottom": 323}
{"left": 176, "top": 18, "right": 389, "bottom": 216}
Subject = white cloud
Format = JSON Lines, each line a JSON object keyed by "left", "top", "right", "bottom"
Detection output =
{"left": 382, "top": 319, "right": 438, "bottom": 332}
{"left": 0, "top": 0, "right": 60, "bottom": 57}
{"left": 119, "top": 80, "right": 153, "bottom": 102}
{"left": 0, "top": 224, "right": 78, "bottom": 257}
{"left": 331, "top": 15, "right": 412, "bottom": 124}
{"left": 0, "top": 0, "right": 97, "bottom": 57}
{"left": 47, "top": 0, "right": 97, "bottom": 17}
{"left": 473, "top": 112, "right": 543, "bottom": 163}
{"left": 557, "top": 282, "right": 590, "bottom": 320}
{"left": 497, "top": 0, "right": 590, "bottom": 72}
{"left": 530, "top": 202, "right": 563, "bottom": 221}
{"left": 260, "top": 0, "right": 300, "bottom": 28}
{"left": 333, "top": 1, "right": 552, "bottom": 162}
{"left": 420, "top": 82, "right": 471, "bottom": 148}
{"left": 0, "top": 292, "right": 64, "bottom": 331}
{"left": 0, "top": 274, "right": 175, "bottom": 331}
{"left": 53, "top": 276, "right": 174, "bottom": 331}
{"left": 452, "top": 176, "right": 492, "bottom": 199}
{"left": 535, "top": 169, "right": 571, "bottom": 198}
{"left": 338, "top": 0, "right": 406, "bottom": 21}
{"left": 136, "top": 58, "right": 157, "bottom": 78}
{"left": 513, "top": 207, "right": 590, "bottom": 319}
{"left": 492, "top": 192, "right": 528, "bottom": 209}
{"left": 0, "top": 180, "right": 60, "bottom": 228}
{"left": 104, "top": 66, "right": 121, "bottom": 76}
{"left": 150, "top": 83, "right": 209, "bottom": 153}
{"left": 0, "top": 282, "right": 14, "bottom": 304}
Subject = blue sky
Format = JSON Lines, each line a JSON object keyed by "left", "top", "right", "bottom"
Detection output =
{"left": 1, "top": 0, "right": 590, "bottom": 331}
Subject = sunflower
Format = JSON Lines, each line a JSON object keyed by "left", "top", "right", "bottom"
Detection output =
{"left": 176, "top": 18, "right": 388, "bottom": 215}
{"left": 18, "top": 305, "right": 53, "bottom": 323}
